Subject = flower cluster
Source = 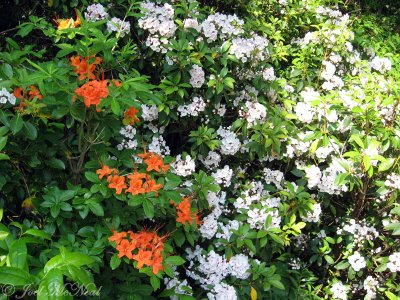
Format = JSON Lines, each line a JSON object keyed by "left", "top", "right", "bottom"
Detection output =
{"left": 74, "top": 80, "right": 109, "bottom": 107}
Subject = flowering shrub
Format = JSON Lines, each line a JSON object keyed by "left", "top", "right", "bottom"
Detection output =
{"left": 0, "top": 0, "right": 399, "bottom": 299}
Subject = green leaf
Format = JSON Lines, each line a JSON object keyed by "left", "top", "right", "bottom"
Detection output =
{"left": 37, "top": 268, "right": 68, "bottom": 300}
{"left": 23, "top": 122, "right": 38, "bottom": 140}
{"left": 165, "top": 256, "right": 185, "bottom": 266}
{"left": 335, "top": 261, "right": 349, "bottom": 270}
{"left": 61, "top": 265, "right": 97, "bottom": 293}
{"left": 70, "top": 104, "right": 86, "bottom": 122}
{"left": 385, "top": 291, "right": 398, "bottom": 300}
{"left": 324, "top": 255, "right": 334, "bottom": 265}
{"left": 8, "top": 239, "right": 27, "bottom": 269}
{"left": 0, "top": 208, "right": 3, "bottom": 221}
{"left": 0, "top": 153, "right": 10, "bottom": 160}
{"left": 111, "top": 99, "right": 121, "bottom": 115}
{"left": 143, "top": 199, "right": 154, "bottom": 219}
{"left": 0, "top": 267, "right": 35, "bottom": 286}
{"left": 164, "top": 173, "right": 182, "bottom": 190}
{"left": 25, "top": 229, "right": 51, "bottom": 240}
{"left": 44, "top": 250, "right": 95, "bottom": 274}
{"left": 269, "top": 279, "right": 284, "bottom": 290}
{"left": 378, "top": 158, "right": 395, "bottom": 172}
{"left": 150, "top": 276, "right": 160, "bottom": 291}
{"left": 47, "top": 158, "right": 65, "bottom": 170}
{"left": 88, "top": 202, "right": 104, "bottom": 216}
{"left": 85, "top": 172, "right": 100, "bottom": 183}
{"left": 0, "top": 231, "right": 9, "bottom": 240}
{"left": 0, "top": 136, "right": 7, "bottom": 151}
{"left": 9, "top": 114, "right": 24, "bottom": 135}
{"left": 110, "top": 254, "right": 121, "bottom": 270}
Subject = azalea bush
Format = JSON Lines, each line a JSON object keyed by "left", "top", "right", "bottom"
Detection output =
{"left": 0, "top": 0, "right": 399, "bottom": 299}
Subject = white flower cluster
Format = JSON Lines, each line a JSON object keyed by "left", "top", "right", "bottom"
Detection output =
{"left": 384, "top": 173, "right": 400, "bottom": 190}
{"left": 262, "top": 67, "right": 276, "bottom": 81}
{"left": 216, "top": 219, "right": 240, "bottom": 242}
{"left": 348, "top": 251, "right": 366, "bottom": 272}
{"left": 363, "top": 276, "right": 378, "bottom": 300}
{"left": 212, "top": 165, "right": 233, "bottom": 187}
{"left": 138, "top": 1, "right": 177, "bottom": 52}
{"left": 117, "top": 125, "right": 138, "bottom": 150}
{"left": 84, "top": 4, "right": 108, "bottom": 22}
{"left": 235, "top": 181, "right": 266, "bottom": 209}
{"left": 263, "top": 167, "right": 284, "bottom": 189}
{"left": 0, "top": 87, "right": 16, "bottom": 105}
{"left": 199, "top": 151, "right": 221, "bottom": 169}
{"left": 141, "top": 104, "right": 158, "bottom": 122}
{"left": 148, "top": 135, "right": 170, "bottom": 156}
{"left": 320, "top": 60, "right": 344, "bottom": 91}
{"left": 338, "top": 219, "right": 379, "bottom": 246}
{"left": 177, "top": 96, "right": 207, "bottom": 117}
{"left": 183, "top": 18, "right": 201, "bottom": 32}
{"left": 239, "top": 101, "right": 267, "bottom": 128}
{"left": 186, "top": 246, "right": 250, "bottom": 298}
{"left": 164, "top": 271, "right": 193, "bottom": 299}
{"left": 217, "top": 127, "right": 241, "bottom": 155}
{"left": 247, "top": 207, "right": 281, "bottom": 230}
{"left": 369, "top": 56, "right": 392, "bottom": 74}
{"left": 201, "top": 13, "right": 244, "bottom": 42}
{"left": 229, "top": 35, "right": 269, "bottom": 63}
{"left": 189, "top": 65, "right": 205, "bottom": 88}
{"left": 106, "top": 17, "right": 130, "bottom": 37}
{"left": 301, "top": 203, "right": 322, "bottom": 223}
{"left": 330, "top": 281, "right": 347, "bottom": 300}
{"left": 387, "top": 252, "right": 400, "bottom": 272}
{"left": 172, "top": 154, "right": 195, "bottom": 176}
{"left": 294, "top": 87, "right": 320, "bottom": 123}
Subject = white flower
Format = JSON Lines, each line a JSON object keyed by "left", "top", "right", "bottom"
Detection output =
{"left": 370, "top": 56, "right": 392, "bottom": 74}
{"left": 228, "top": 254, "right": 250, "bottom": 279}
{"left": 172, "top": 155, "right": 195, "bottom": 176}
{"left": 330, "top": 281, "right": 347, "bottom": 300}
{"left": 348, "top": 251, "right": 366, "bottom": 272}
{"left": 84, "top": 4, "right": 108, "bottom": 22}
{"left": 106, "top": 17, "right": 130, "bottom": 37}
{"left": 212, "top": 165, "right": 233, "bottom": 187}
{"left": 141, "top": 104, "right": 158, "bottom": 122}
{"left": 189, "top": 65, "right": 205, "bottom": 88}
{"left": 387, "top": 252, "right": 400, "bottom": 272}
{"left": 0, "top": 87, "right": 16, "bottom": 105}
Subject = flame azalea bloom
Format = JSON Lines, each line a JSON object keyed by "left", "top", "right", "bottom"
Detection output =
{"left": 132, "top": 249, "right": 153, "bottom": 269}
{"left": 126, "top": 179, "right": 146, "bottom": 195}
{"left": 174, "top": 197, "right": 200, "bottom": 226}
{"left": 54, "top": 10, "right": 81, "bottom": 30}
{"left": 111, "top": 79, "right": 122, "bottom": 87}
{"left": 137, "top": 151, "right": 170, "bottom": 173}
{"left": 107, "top": 175, "right": 127, "bottom": 195}
{"left": 75, "top": 80, "right": 109, "bottom": 107}
{"left": 13, "top": 87, "right": 24, "bottom": 99}
{"left": 70, "top": 56, "right": 102, "bottom": 80}
{"left": 116, "top": 239, "right": 135, "bottom": 259}
{"left": 143, "top": 179, "right": 163, "bottom": 195}
{"left": 108, "top": 230, "right": 127, "bottom": 245}
{"left": 151, "top": 253, "right": 164, "bottom": 275}
{"left": 28, "top": 86, "right": 43, "bottom": 100}
{"left": 96, "top": 165, "right": 118, "bottom": 180}
{"left": 124, "top": 106, "right": 140, "bottom": 125}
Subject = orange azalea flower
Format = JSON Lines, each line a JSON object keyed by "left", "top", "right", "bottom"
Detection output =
{"left": 28, "top": 86, "right": 43, "bottom": 100}
{"left": 116, "top": 239, "right": 135, "bottom": 259}
{"left": 70, "top": 56, "right": 102, "bottom": 80}
{"left": 108, "top": 230, "right": 127, "bottom": 245}
{"left": 96, "top": 165, "right": 118, "bottom": 180}
{"left": 13, "top": 87, "right": 24, "bottom": 99}
{"left": 151, "top": 253, "right": 164, "bottom": 274}
{"left": 124, "top": 107, "right": 140, "bottom": 125}
{"left": 144, "top": 154, "right": 165, "bottom": 173}
{"left": 111, "top": 79, "right": 122, "bottom": 87}
{"left": 126, "top": 179, "right": 146, "bottom": 195}
{"left": 107, "top": 174, "right": 127, "bottom": 195}
{"left": 132, "top": 249, "right": 153, "bottom": 269}
{"left": 75, "top": 80, "right": 109, "bottom": 107}
{"left": 54, "top": 9, "right": 81, "bottom": 30}
{"left": 143, "top": 179, "right": 163, "bottom": 195}
{"left": 175, "top": 197, "right": 200, "bottom": 226}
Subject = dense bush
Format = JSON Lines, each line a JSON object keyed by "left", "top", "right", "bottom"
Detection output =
{"left": 0, "top": 0, "right": 399, "bottom": 299}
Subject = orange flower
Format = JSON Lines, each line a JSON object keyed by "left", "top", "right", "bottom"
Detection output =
{"left": 151, "top": 254, "right": 164, "bottom": 274}
{"left": 137, "top": 151, "right": 170, "bottom": 174}
{"left": 174, "top": 197, "right": 200, "bottom": 226}
{"left": 96, "top": 165, "right": 118, "bottom": 180}
{"left": 70, "top": 56, "right": 102, "bottom": 80}
{"left": 108, "top": 230, "right": 127, "bottom": 245}
{"left": 132, "top": 249, "right": 153, "bottom": 269}
{"left": 107, "top": 175, "right": 127, "bottom": 195}
{"left": 143, "top": 179, "right": 163, "bottom": 195}
{"left": 13, "top": 87, "right": 24, "bottom": 99}
{"left": 124, "top": 107, "right": 140, "bottom": 125}
{"left": 54, "top": 10, "right": 81, "bottom": 30}
{"left": 75, "top": 80, "right": 109, "bottom": 107}
{"left": 126, "top": 179, "right": 146, "bottom": 195}
{"left": 116, "top": 239, "right": 135, "bottom": 259}
{"left": 111, "top": 79, "right": 122, "bottom": 87}
{"left": 28, "top": 86, "right": 43, "bottom": 100}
